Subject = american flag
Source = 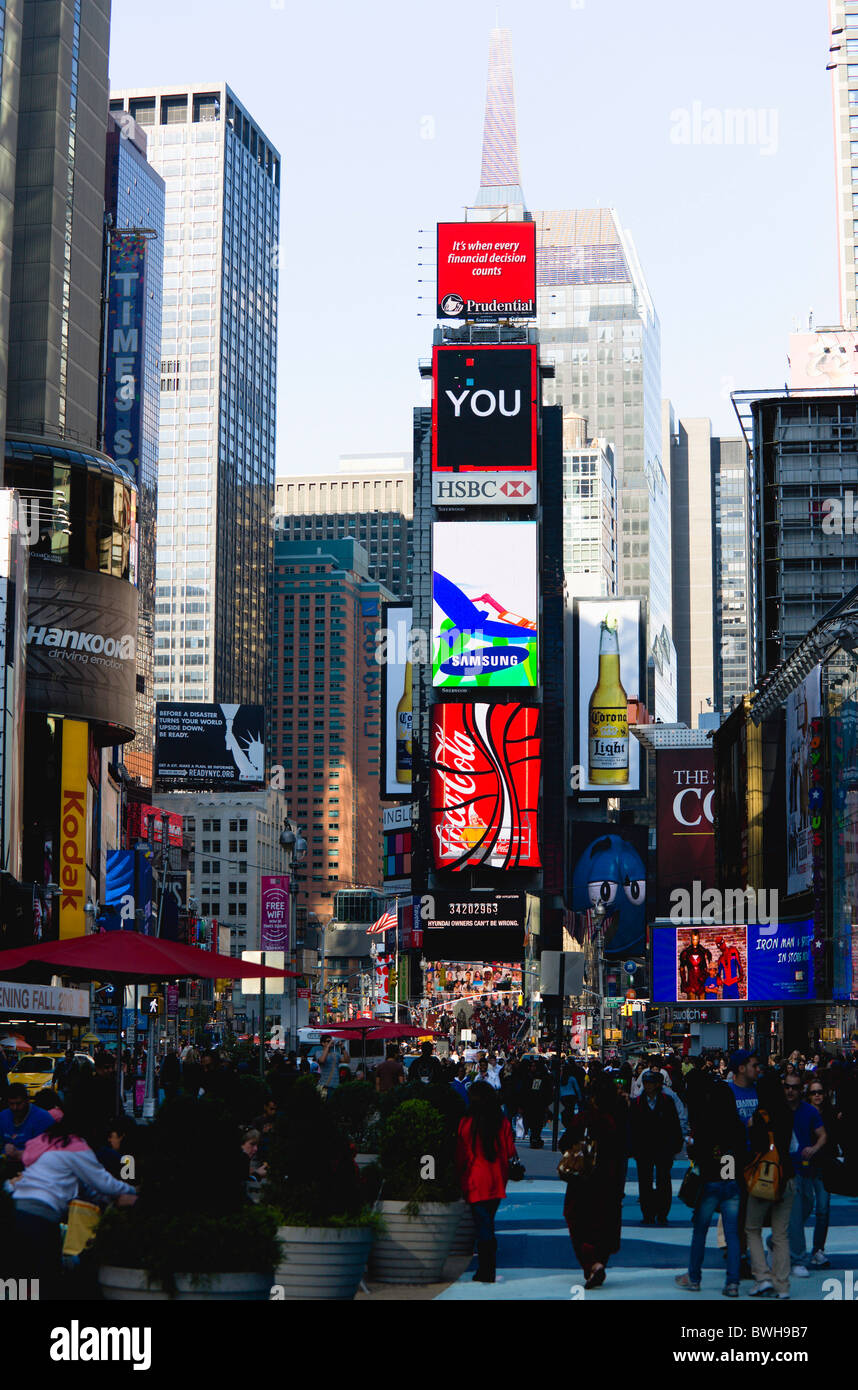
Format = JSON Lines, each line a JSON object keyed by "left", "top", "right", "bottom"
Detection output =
{"left": 368, "top": 909, "right": 397, "bottom": 936}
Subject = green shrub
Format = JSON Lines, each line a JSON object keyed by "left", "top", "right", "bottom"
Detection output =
{"left": 327, "top": 1082, "right": 380, "bottom": 1151}
{"left": 378, "top": 1099, "right": 460, "bottom": 1206}
{"left": 266, "top": 1078, "right": 369, "bottom": 1226}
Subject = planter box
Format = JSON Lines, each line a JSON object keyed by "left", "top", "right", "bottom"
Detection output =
{"left": 274, "top": 1225, "right": 373, "bottom": 1300}
{"left": 448, "top": 1202, "right": 476, "bottom": 1258}
{"left": 98, "top": 1268, "right": 272, "bottom": 1301}
{"left": 369, "top": 1201, "right": 462, "bottom": 1284}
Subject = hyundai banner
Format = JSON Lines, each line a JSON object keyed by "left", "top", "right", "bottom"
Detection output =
{"left": 432, "top": 521, "right": 537, "bottom": 688}
{"left": 430, "top": 702, "right": 541, "bottom": 870}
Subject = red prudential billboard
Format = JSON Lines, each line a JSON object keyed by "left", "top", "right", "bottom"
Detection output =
{"left": 655, "top": 749, "right": 715, "bottom": 916}
{"left": 437, "top": 222, "right": 536, "bottom": 321}
{"left": 430, "top": 702, "right": 541, "bottom": 871}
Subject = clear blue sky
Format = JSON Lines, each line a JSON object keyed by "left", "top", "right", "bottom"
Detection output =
{"left": 109, "top": 0, "right": 837, "bottom": 473}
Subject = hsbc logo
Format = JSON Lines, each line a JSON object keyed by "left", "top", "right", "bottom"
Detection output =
{"left": 432, "top": 473, "right": 536, "bottom": 507}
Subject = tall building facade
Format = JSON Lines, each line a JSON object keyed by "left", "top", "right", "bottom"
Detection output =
{"left": 269, "top": 537, "right": 387, "bottom": 921}
{"left": 665, "top": 407, "right": 717, "bottom": 726}
{"left": 7, "top": 0, "right": 110, "bottom": 445}
{"left": 561, "top": 419, "right": 617, "bottom": 598}
{"left": 103, "top": 111, "right": 165, "bottom": 785}
{"left": 0, "top": 0, "right": 23, "bottom": 449}
{"left": 713, "top": 436, "right": 755, "bottom": 712}
{"left": 536, "top": 209, "right": 676, "bottom": 721}
{"left": 736, "top": 390, "right": 858, "bottom": 675}
{"left": 829, "top": 0, "right": 858, "bottom": 328}
{"left": 109, "top": 84, "right": 280, "bottom": 706}
{"left": 274, "top": 454, "right": 412, "bottom": 598}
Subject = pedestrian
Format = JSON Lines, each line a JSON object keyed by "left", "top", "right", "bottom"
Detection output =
{"left": 746, "top": 1073, "right": 797, "bottom": 1299}
{"left": 628, "top": 1069, "right": 683, "bottom": 1225}
{"left": 785, "top": 1073, "right": 827, "bottom": 1278}
{"left": 5, "top": 1104, "right": 137, "bottom": 1299}
{"left": 450, "top": 1061, "right": 470, "bottom": 1105}
{"left": 726, "top": 1048, "right": 760, "bottom": 1277}
{"left": 409, "top": 1041, "right": 444, "bottom": 1087}
{"left": 802, "top": 1076, "right": 838, "bottom": 1267}
{"left": 1, "top": 1083, "right": 55, "bottom": 1158}
{"left": 158, "top": 1048, "right": 181, "bottom": 1103}
{"left": 675, "top": 1070, "right": 745, "bottom": 1297}
{"left": 559, "top": 1078, "right": 625, "bottom": 1289}
{"left": 523, "top": 1057, "right": 551, "bottom": 1148}
{"left": 455, "top": 1080, "right": 517, "bottom": 1284}
{"left": 471, "top": 1056, "right": 501, "bottom": 1090}
{"left": 374, "top": 1043, "right": 406, "bottom": 1095}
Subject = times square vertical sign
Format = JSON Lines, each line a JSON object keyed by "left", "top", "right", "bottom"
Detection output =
{"left": 104, "top": 231, "right": 148, "bottom": 483}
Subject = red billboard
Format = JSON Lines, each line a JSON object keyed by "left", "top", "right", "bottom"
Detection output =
{"left": 656, "top": 749, "right": 715, "bottom": 915}
{"left": 430, "top": 702, "right": 541, "bottom": 871}
{"left": 128, "top": 801, "right": 183, "bottom": 848}
{"left": 437, "top": 222, "right": 536, "bottom": 321}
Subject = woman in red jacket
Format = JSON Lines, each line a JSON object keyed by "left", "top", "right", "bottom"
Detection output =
{"left": 456, "top": 1081, "right": 518, "bottom": 1283}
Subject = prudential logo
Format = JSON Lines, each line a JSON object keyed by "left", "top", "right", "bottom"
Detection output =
{"left": 50, "top": 1321, "right": 152, "bottom": 1372}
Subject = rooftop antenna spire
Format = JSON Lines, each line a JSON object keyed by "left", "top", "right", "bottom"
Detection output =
{"left": 475, "top": 26, "right": 526, "bottom": 210}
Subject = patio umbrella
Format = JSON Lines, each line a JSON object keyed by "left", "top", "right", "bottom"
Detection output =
{"left": 0, "top": 930, "right": 297, "bottom": 1111}
{"left": 0, "top": 1033, "right": 33, "bottom": 1051}
{"left": 322, "top": 1019, "right": 444, "bottom": 1073}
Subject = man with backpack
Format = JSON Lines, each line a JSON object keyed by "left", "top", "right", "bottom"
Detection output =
{"left": 745, "top": 1074, "right": 796, "bottom": 1299}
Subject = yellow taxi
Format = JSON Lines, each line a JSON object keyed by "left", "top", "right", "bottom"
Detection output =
{"left": 8, "top": 1053, "right": 62, "bottom": 1097}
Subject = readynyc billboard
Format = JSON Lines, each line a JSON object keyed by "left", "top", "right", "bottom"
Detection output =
{"left": 437, "top": 223, "right": 536, "bottom": 320}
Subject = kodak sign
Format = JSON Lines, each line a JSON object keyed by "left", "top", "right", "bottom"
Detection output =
{"left": 60, "top": 720, "right": 88, "bottom": 938}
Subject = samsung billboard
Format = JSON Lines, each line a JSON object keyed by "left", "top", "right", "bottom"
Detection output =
{"left": 432, "top": 521, "right": 538, "bottom": 689}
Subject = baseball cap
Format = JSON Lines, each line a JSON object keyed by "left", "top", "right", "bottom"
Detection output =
{"left": 728, "top": 1049, "right": 754, "bottom": 1072}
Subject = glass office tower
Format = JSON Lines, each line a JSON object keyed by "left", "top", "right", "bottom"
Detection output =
{"left": 536, "top": 209, "right": 677, "bottom": 720}
{"left": 109, "top": 84, "right": 280, "bottom": 706}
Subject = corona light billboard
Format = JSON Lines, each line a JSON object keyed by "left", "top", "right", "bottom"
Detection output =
{"left": 430, "top": 702, "right": 541, "bottom": 870}
{"left": 432, "top": 522, "right": 538, "bottom": 688}
{"left": 436, "top": 222, "right": 536, "bottom": 320}
{"left": 380, "top": 603, "right": 413, "bottom": 798}
{"left": 574, "top": 598, "right": 644, "bottom": 793}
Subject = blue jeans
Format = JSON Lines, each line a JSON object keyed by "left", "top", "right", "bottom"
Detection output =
{"left": 471, "top": 1199, "right": 500, "bottom": 1243}
{"left": 688, "top": 1179, "right": 741, "bottom": 1287}
{"left": 789, "top": 1171, "right": 830, "bottom": 1262}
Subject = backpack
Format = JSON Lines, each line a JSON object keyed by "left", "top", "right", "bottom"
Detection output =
{"left": 744, "top": 1108, "right": 785, "bottom": 1202}
{"left": 558, "top": 1128, "right": 598, "bottom": 1181}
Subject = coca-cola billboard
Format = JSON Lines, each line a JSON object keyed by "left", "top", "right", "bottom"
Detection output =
{"left": 429, "top": 703, "right": 541, "bottom": 871}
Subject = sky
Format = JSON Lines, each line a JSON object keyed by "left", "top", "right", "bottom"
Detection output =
{"left": 109, "top": 0, "right": 838, "bottom": 474}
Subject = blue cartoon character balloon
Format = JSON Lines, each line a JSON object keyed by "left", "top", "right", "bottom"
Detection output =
{"left": 571, "top": 832, "right": 647, "bottom": 958}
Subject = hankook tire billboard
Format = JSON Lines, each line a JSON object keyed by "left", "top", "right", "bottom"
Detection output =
{"left": 26, "top": 561, "right": 138, "bottom": 738}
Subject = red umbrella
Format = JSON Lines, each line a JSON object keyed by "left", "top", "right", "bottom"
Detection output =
{"left": 0, "top": 929, "right": 298, "bottom": 986}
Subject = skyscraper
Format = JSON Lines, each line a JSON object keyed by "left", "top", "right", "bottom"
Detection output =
{"left": 103, "top": 111, "right": 165, "bottom": 785}
{"left": 274, "top": 454, "right": 413, "bottom": 598}
{"left": 109, "top": 84, "right": 280, "bottom": 706}
{"left": 665, "top": 407, "right": 717, "bottom": 726}
{"left": 829, "top": 0, "right": 858, "bottom": 328}
{"left": 6, "top": 0, "right": 110, "bottom": 445}
{"left": 469, "top": 29, "right": 676, "bottom": 721}
{"left": 269, "top": 536, "right": 387, "bottom": 922}
{"left": 0, "top": 0, "right": 22, "bottom": 449}
{"left": 713, "top": 436, "right": 755, "bottom": 712}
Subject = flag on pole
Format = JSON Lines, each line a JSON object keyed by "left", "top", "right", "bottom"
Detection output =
{"left": 368, "top": 909, "right": 397, "bottom": 936}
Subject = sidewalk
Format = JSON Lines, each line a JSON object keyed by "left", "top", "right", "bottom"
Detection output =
{"left": 437, "top": 1138, "right": 858, "bottom": 1301}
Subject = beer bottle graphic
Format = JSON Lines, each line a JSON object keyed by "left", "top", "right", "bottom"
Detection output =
{"left": 395, "top": 660, "right": 412, "bottom": 784}
{"left": 588, "top": 614, "right": 629, "bottom": 784}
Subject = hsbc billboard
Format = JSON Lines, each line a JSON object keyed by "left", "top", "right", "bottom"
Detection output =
{"left": 432, "top": 474, "right": 535, "bottom": 506}
{"left": 436, "top": 223, "right": 536, "bottom": 321}
{"left": 656, "top": 749, "right": 716, "bottom": 915}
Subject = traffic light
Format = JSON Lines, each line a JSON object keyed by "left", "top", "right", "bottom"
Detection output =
{"left": 140, "top": 994, "right": 162, "bottom": 1016}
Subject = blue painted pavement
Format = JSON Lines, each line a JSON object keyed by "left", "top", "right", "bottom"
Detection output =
{"left": 437, "top": 1142, "right": 858, "bottom": 1301}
